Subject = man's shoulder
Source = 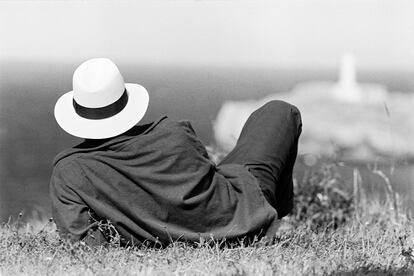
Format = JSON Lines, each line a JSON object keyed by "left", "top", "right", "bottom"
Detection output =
{"left": 52, "top": 147, "right": 86, "bottom": 173}
{"left": 136, "top": 116, "right": 198, "bottom": 140}
{"left": 163, "top": 118, "right": 197, "bottom": 134}
{"left": 50, "top": 151, "right": 85, "bottom": 191}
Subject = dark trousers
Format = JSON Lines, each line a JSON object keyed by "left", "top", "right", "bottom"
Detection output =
{"left": 219, "top": 100, "right": 302, "bottom": 218}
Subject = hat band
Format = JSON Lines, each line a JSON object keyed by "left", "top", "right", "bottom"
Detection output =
{"left": 73, "top": 89, "right": 129, "bottom": 120}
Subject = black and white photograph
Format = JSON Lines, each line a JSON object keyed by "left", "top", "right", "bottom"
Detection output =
{"left": 0, "top": 0, "right": 413, "bottom": 275}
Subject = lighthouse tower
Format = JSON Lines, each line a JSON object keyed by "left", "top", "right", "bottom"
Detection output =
{"left": 333, "top": 53, "right": 388, "bottom": 103}
{"left": 333, "top": 53, "right": 363, "bottom": 102}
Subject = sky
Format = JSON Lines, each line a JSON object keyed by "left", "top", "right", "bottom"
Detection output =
{"left": 0, "top": 0, "right": 413, "bottom": 71}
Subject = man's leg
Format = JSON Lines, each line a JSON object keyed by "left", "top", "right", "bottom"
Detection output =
{"left": 219, "top": 100, "right": 302, "bottom": 218}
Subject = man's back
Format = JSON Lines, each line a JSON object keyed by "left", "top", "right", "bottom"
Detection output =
{"left": 50, "top": 116, "right": 278, "bottom": 245}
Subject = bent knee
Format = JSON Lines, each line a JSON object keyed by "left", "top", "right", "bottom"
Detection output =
{"left": 263, "top": 100, "right": 301, "bottom": 117}
{"left": 263, "top": 100, "right": 302, "bottom": 132}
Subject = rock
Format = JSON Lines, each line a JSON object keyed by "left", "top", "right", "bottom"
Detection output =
{"left": 213, "top": 54, "right": 414, "bottom": 161}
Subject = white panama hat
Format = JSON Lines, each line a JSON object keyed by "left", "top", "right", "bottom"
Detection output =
{"left": 54, "top": 58, "right": 149, "bottom": 139}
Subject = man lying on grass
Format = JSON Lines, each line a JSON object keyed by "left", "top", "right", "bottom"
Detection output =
{"left": 51, "top": 58, "right": 302, "bottom": 246}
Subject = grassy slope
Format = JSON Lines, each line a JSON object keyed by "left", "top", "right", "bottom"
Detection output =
{"left": 0, "top": 200, "right": 413, "bottom": 276}
{"left": 1, "top": 161, "right": 413, "bottom": 276}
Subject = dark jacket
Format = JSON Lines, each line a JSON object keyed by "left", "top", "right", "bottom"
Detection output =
{"left": 50, "top": 116, "right": 279, "bottom": 245}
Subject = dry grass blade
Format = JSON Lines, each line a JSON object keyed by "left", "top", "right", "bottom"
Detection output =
{"left": 372, "top": 169, "right": 399, "bottom": 222}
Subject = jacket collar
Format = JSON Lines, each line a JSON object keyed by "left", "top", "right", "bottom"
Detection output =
{"left": 53, "top": 115, "right": 168, "bottom": 166}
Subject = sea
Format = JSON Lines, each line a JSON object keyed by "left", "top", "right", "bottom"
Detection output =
{"left": 1, "top": 61, "right": 413, "bottom": 222}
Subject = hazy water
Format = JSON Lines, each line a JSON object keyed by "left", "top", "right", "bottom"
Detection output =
{"left": 1, "top": 61, "right": 413, "bottom": 221}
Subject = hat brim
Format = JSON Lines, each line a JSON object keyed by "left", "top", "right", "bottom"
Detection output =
{"left": 54, "top": 83, "right": 149, "bottom": 139}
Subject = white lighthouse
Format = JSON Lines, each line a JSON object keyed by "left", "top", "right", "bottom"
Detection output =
{"left": 333, "top": 53, "right": 362, "bottom": 102}
{"left": 333, "top": 53, "right": 388, "bottom": 104}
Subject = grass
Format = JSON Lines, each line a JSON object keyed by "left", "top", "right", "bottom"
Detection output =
{"left": 1, "top": 163, "right": 413, "bottom": 276}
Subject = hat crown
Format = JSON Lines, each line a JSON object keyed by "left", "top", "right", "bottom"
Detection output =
{"left": 73, "top": 58, "right": 125, "bottom": 108}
